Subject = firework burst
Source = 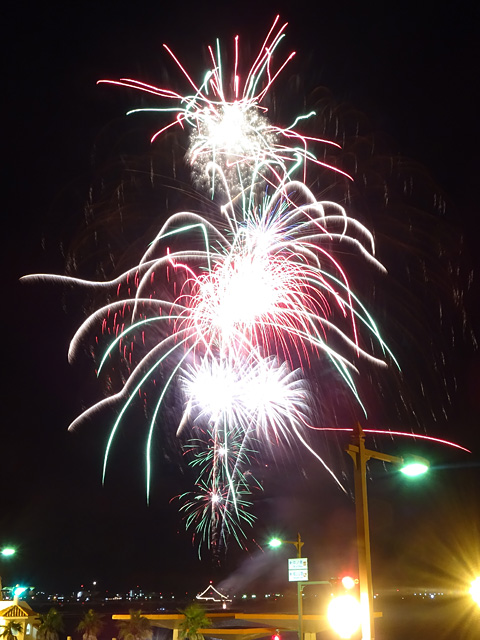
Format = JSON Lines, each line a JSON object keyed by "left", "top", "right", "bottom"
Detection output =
{"left": 98, "top": 15, "right": 351, "bottom": 197}
{"left": 22, "top": 18, "right": 400, "bottom": 553}
{"left": 22, "top": 178, "right": 392, "bottom": 517}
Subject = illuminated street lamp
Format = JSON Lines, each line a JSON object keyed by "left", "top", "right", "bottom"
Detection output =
{"left": 346, "top": 423, "right": 429, "bottom": 640}
{"left": 327, "top": 594, "right": 361, "bottom": 639}
{"left": 268, "top": 533, "right": 304, "bottom": 640}
{"left": 470, "top": 577, "right": 480, "bottom": 607}
{"left": 399, "top": 460, "right": 429, "bottom": 477}
{"left": 268, "top": 534, "right": 304, "bottom": 557}
{"left": 0, "top": 547, "right": 17, "bottom": 594}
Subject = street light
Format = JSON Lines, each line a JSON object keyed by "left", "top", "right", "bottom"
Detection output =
{"left": 268, "top": 533, "right": 304, "bottom": 640}
{"left": 13, "top": 586, "right": 28, "bottom": 599}
{"left": 399, "top": 460, "right": 429, "bottom": 477}
{"left": 470, "top": 577, "right": 480, "bottom": 607}
{"left": 0, "top": 547, "right": 17, "bottom": 595}
{"left": 327, "top": 594, "right": 362, "bottom": 639}
{"left": 346, "top": 423, "right": 429, "bottom": 640}
{"left": 268, "top": 534, "right": 304, "bottom": 557}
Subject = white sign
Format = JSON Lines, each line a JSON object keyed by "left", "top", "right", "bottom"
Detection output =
{"left": 288, "top": 557, "right": 308, "bottom": 581}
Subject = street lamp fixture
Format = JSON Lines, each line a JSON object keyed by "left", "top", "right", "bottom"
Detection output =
{"left": 13, "top": 586, "right": 28, "bottom": 599}
{"left": 268, "top": 534, "right": 304, "bottom": 557}
{"left": 346, "top": 423, "right": 429, "bottom": 640}
{"left": 400, "top": 460, "right": 429, "bottom": 477}
{"left": 268, "top": 539, "right": 282, "bottom": 549}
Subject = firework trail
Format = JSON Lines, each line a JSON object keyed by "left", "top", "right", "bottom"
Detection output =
{"left": 22, "top": 178, "right": 392, "bottom": 548}
{"left": 22, "top": 17, "right": 400, "bottom": 553}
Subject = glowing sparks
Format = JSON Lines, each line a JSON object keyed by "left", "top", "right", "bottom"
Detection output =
{"left": 180, "top": 355, "right": 312, "bottom": 442}
{"left": 23, "top": 175, "right": 389, "bottom": 548}
{"left": 98, "top": 15, "right": 349, "bottom": 196}
{"left": 23, "top": 17, "right": 458, "bottom": 556}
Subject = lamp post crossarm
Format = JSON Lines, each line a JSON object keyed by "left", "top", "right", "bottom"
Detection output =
{"left": 298, "top": 580, "right": 331, "bottom": 593}
{"left": 281, "top": 533, "right": 304, "bottom": 558}
{"left": 346, "top": 443, "right": 404, "bottom": 467}
{"left": 365, "top": 448, "right": 404, "bottom": 466}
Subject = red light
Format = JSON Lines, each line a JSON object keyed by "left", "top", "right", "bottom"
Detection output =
{"left": 272, "top": 633, "right": 281, "bottom": 640}
{"left": 341, "top": 576, "right": 357, "bottom": 590}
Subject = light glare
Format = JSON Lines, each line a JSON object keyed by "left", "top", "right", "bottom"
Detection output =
{"left": 341, "top": 576, "right": 356, "bottom": 590}
{"left": 470, "top": 577, "right": 480, "bottom": 607}
{"left": 327, "top": 594, "right": 361, "bottom": 639}
{"left": 269, "top": 538, "right": 282, "bottom": 548}
{"left": 400, "top": 462, "right": 429, "bottom": 477}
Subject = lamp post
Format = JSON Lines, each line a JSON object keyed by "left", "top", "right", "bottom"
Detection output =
{"left": 269, "top": 533, "right": 304, "bottom": 640}
{"left": 346, "top": 423, "right": 429, "bottom": 640}
{"left": 0, "top": 547, "right": 16, "bottom": 595}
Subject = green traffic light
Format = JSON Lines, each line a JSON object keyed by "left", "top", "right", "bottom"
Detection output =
{"left": 1, "top": 548, "right": 16, "bottom": 557}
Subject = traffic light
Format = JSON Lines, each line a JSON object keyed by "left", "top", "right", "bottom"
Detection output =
{"left": 341, "top": 576, "right": 357, "bottom": 590}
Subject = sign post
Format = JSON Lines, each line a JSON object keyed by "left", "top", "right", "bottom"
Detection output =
{"left": 288, "top": 556, "right": 308, "bottom": 640}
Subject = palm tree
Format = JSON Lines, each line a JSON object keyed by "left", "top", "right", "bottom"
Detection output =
{"left": 77, "top": 610, "right": 104, "bottom": 640}
{"left": 38, "top": 608, "right": 64, "bottom": 640}
{"left": 117, "top": 610, "right": 152, "bottom": 640}
{"left": 178, "top": 603, "right": 211, "bottom": 640}
{"left": 0, "top": 621, "right": 23, "bottom": 640}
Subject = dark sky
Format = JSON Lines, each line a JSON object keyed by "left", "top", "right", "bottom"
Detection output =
{"left": 4, "top": 2, "right": 480, "bottom": 597}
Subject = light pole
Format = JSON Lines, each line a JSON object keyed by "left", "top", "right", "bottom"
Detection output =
{"left": 0, "top": 547, "right": 16, "bottom": 595}
{"left": 346, "top": 423, "right": 429, "bottom": 640}
{"left": 269, "top": 533, "right": 304, "bottom": 640}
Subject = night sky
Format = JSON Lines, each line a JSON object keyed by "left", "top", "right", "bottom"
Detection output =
{"left": 4, "top": 2, "right": 480, "bottom": 597}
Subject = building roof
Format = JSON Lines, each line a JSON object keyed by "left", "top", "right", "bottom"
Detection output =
{"left": 197, "top": 583, "right": 231, "bottom": 602}
{"left": 0, "top": 601, "right": 37, "bottom": 619}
